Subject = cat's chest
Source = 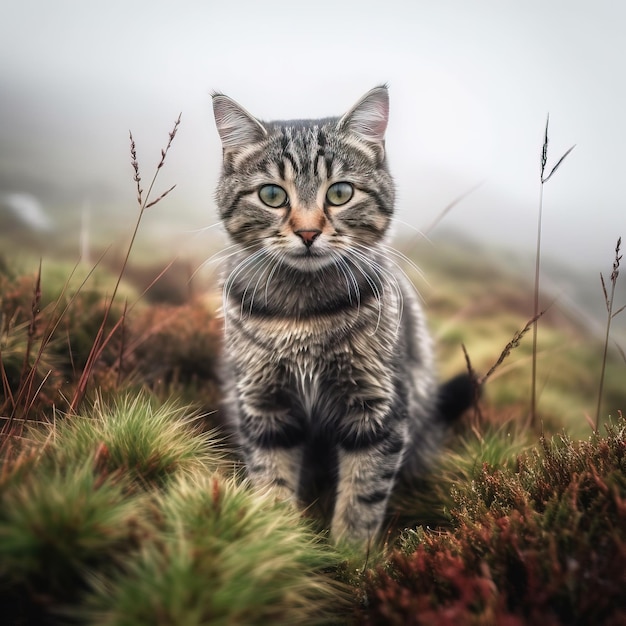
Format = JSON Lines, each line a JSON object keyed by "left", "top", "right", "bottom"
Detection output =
{"left": 229, "top": 308, "right": 358, "bottom": 355}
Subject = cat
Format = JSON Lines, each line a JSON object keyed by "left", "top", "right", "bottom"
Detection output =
{"left": 211, "top": 85, "right": 474, "bottom": 546}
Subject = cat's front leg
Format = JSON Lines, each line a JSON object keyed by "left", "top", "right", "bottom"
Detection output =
{"left": 236, "top": 387, "right": 306, "bottom": 504}
{"left": 331, "top": 409, "right": 408, "bottom": 546}
{"left": 240, "top": 438, "right": 304, "bottom": 503}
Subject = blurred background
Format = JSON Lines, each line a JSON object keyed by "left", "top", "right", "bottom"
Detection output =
{"left": 1, "top": 0, "right": 624, "bottom": 343}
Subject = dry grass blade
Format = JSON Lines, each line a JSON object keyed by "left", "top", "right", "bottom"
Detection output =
{"left": 542, "top": 144, "right": 576, "bottom": 184}
{"left": 22, "top": 369, "right": 53, "bottom": 420}
{"left": 612, "top": 303, "right": 626, "bottom": 319}
{"left": 130, "top": 131, "right": 143, "bottom": 207}
{"left": 611, "top": 237, "right": 622, "bottom": 276}
{"left": 109, "top": 256, "right": 185, "bottom": 385}
{"left": 145, "top": 184, "right": 177, "bottom": 209}
{"left": 614, "top": 340, "right": 626, "bottom": 366}
{"left": 1, "top": 258, "right": 87, "bottom": 423}
{"left": 532, "top": 115, "right": 575, "bottom": 428}
{"left": 595, "top": 236, "right": 623, "bottom": 430}
{"left": 5, "top": 261, "right": 44, "bottom": 429}
{"left": 18, "top": 261, "right": 41, "bottom": 384}
{"left": 69, "top": 114, "right": 181, "bottom": 413}
{"left": 116, "top": 300, "right": 128, "bottom": 388}
{"left": 156, "top": 113, "right": 181, "bottom": 170}
{"left": 481, "top": 310, "right": 545, "bottom": 386}
{"left": 461, "top": 343, "right": 483, "bottom": 419}
{"left": 129, "top": 257, "right": 181, "bottom": 310}
{"left": 0, "top": 352, "right": 14, "bottom": 414}
{"left": 601, "top": 273, "right": 610, "bottom": 310}
{"left": 461, "top": 343, "right": 476, "bottom": 383}
{"left": 540, "top": 114, "right": 549, "bottom": 177}
{"left": 422, "top": 181, "right": 484, "bottom": 235}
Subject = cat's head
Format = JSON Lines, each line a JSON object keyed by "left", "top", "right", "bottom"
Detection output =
{"left": 212, "top": 86, "right": 395, "bottom": 271}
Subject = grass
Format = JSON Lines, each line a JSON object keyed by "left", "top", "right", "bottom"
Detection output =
{"left": 532, "top": 117, "right": 576, "bottom": 427}
{"left": 70, "top": 114, "right": 181, "bottom": 414}
{"left": 596, "top": 237, "right": 624, "bottom": 429}
{"left": 0, "top": 394, "right": 350, "bottom": 625}
{"left": 37, "top": 393, "right": 224, "bottom": 485}
{"left": 81, "top": 473, "right": 348, "bottom": 626}
{"left": 358, "top": 418, "right": 626, "bottom": 625}
{"left": 0, "top": 116, "right": 624, "bottom": 624}
{"left": 406, "top": 235, "right": 624, "bottom": 436}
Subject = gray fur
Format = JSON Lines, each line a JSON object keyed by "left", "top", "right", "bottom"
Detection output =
{"left": 212, "top": 86, "right": 444, "bottom": 546}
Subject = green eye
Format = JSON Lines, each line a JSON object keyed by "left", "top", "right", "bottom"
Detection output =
{"left": 326, "top": 182, "right": 354, "bottom": 206}
{"left": 258, "top": 184, "right": 288, "bottom": 208}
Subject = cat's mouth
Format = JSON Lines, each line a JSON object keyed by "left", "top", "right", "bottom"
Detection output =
{"left": 284, "top": 246, "right": 335, "bottom": 271}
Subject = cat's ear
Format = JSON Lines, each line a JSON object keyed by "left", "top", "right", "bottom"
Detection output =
{"left": 212, "top": 93, "right": 267, "bottom": 150}
{"left": 338, "top": 85, "right": 389, "bottom": 144}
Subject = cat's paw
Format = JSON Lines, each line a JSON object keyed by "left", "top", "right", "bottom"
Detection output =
{"left": 330, "top": 511, "right": 381, "bottom": 550}
{"left": 254, "top": 481, "right": 298, "bottom": 508}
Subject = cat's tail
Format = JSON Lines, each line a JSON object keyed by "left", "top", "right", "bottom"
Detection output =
{"left": 438, "top": 372, "right": 479, "bottom": 425}
{"left": 396, "top": 372, "right": 478, "bottom": 486}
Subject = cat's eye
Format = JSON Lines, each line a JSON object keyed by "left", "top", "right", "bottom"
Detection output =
{"left": 326, "top": 182, "right": 354, "bottom": 206}
{"left": 258, "top": 184, "right": 288, "bottom": 208}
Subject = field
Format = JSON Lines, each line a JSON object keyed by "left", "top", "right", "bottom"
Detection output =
{"left": 0, "top": 128, "right": 625, "bottom": 624}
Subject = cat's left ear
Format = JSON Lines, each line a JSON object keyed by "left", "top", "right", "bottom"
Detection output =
{"left": 212, "top": 93, "right": 267, "bottom": 150}
{"left": 337, "top": 85, "right": 389, "bottom": 144}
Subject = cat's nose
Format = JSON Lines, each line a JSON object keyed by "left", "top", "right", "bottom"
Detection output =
{"left": 294, "top": 229, "right": 322, "bottom": 248}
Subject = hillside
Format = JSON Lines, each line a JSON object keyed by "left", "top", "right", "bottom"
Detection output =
{"left": 0, "top": 227, "right": 625, "bottom": 624}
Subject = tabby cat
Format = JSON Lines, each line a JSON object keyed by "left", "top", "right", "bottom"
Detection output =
{"left": 212, "top": 86, "right": 473, "bottom": 546}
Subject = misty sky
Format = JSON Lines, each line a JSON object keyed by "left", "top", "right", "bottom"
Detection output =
{"left": 1, "top": 0, "right": 625, "bottom": 277}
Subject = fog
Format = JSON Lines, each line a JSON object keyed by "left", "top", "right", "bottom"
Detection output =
{"left": 1, "top": 0, "right": 625, "bottom": 282}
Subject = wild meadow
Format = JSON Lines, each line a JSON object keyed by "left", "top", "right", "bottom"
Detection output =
{"left": 0, "top": 117, "right": 624, "bottom": 625}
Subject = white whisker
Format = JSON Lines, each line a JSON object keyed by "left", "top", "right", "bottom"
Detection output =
{"left": 388, "top": 217, "right": 431, "bottom": 242}
{"left": 330, "top": 250, "right": 360, "bottom": 310}
{"left": 180, "top": 221, "right": 224, "bottom": 235}
{"left": 264, "top": 251, "right": 286, "bottom": 306}
{"left": 345, "top": 250, "right": 392, "bottom": 334}
{"left": 247, "top": 250, "right": 283, "bottom": 316}
{"left": 240, "top": 254, "right": 273, "bottom": 318}
{"left": 191, "top": 242, "right": 259, "bottom": 281}
{"left": 379, "top": 243, "right": 428, "bottom": 285}
{"left": 353, "top": 240, "right": 424, "bottom": 299}
{"left": 347, "top": 245, "right": 405, "bottom": 336}
{"left": 222, "top": 248, "right": 267, "bottom": 328}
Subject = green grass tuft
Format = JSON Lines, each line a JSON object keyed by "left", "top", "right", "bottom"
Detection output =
{"left": 0, "top": 458, "right": 145, "bottom": 622}
{"left": 80, "top": 473, "right": 349, "bottom": 626}
{"left": 39, "top": 393, "right": 224, "bottom": 487}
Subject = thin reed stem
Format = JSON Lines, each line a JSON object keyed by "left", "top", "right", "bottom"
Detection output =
{"left": 531, "top": 182, "right": 543, "bottom": 428}
{"left": 531, "top": 115, "right": 575, "bottom": 427}
{"left": 69, "top": 114, "right": 181, "bottom": 413}
{"left": 595, "top": 237, "right": 622, "bottom": 430}
{"left": 6, "top": 262, "right": 43, "bottom": 431}
{"left": 422, "top": 181, "right": 484, "bottom": 235}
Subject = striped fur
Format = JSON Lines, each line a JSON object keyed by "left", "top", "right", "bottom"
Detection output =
{"left": 212, "top": 86, "right": 453, "bottom": 546}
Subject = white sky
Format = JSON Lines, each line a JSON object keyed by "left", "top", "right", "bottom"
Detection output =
{"left": 1, "top": 0, "right": 625, "bottom": 276}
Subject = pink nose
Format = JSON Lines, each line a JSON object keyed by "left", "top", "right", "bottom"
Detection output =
{"left": 295, "top": 229, "right": 322, "bottom": 248}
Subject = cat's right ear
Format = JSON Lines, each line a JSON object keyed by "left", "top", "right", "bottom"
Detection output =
{"left": 337, "top": 85, "right": 389, "bottom": 144}
{"left": 212, "top": 93, "right": 267, "bottom": 150}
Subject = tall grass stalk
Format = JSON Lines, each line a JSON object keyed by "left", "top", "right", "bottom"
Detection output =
{"left": 531, "top": 116, "right": 575, "bottom": 426}
{"left": 1, "top": 264, "right": 65, "bottom": 427}
{"left": 1, "top": 263, "right": 43, "bottom": 431}
{"left": 422, "top": 181, "right": 484, "bottom": 235}
{"left": 595, "top": 237, "right": 624, "bottom": 430}
{"left": 69, "top": 114, "right": 181, "bottom": 413}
